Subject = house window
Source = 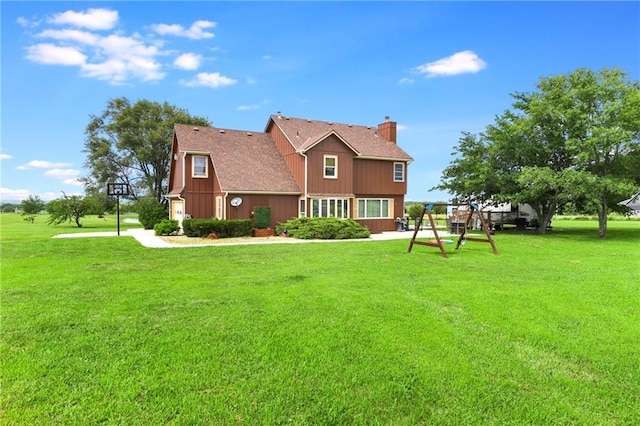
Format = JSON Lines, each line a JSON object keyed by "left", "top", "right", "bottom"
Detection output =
{"left": 310, "top": 198, "right": 349, "bottom": 219}
{"left": 394, "top": 162, "right": 405, "bottom": 182}
{"left": 192, "top": 155, "right": 208, "bottom": 178}
{"left": 299, "top": 198, "right": 307, "bottom": 217}
{"left": 324, "top": 155, "right": 337, "bottom": 179}
{"left": 357, "top": 198, "right": 392, "bottom": 219}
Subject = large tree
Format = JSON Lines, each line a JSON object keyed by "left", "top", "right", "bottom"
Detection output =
{"left": 83, "top": 97, "right": 211, "bottom": 204}
{"left": 436, "top": 68, "right": 640, "bottom": 237}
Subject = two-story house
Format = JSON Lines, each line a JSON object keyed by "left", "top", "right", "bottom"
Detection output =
{"left": 166, "top": 113, "right": 413, "bottom": 233}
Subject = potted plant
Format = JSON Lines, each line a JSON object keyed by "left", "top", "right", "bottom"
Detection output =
{"left": 252, "top": 206, "right": 273, "bottom": 237}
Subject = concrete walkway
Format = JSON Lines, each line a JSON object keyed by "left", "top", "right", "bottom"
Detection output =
{"left": 53, "top": 227, "right": 449, "bottom": 249}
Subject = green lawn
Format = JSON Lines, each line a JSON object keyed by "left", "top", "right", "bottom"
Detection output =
{"left": 2, "top": 214, "right": 639, "bottom": 424}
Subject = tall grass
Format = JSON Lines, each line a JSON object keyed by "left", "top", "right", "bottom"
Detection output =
{"left": 2, "top": 214, "right": 639, "bottom": 424}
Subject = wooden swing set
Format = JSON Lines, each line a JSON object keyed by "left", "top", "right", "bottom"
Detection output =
{"left": 407, "top": 203, "right": 499, "bottom": 258}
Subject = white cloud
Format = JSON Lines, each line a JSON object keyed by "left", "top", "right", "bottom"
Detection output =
{"left": 22, "top": 10, "right": 220, "bottom": 85}
{"left": 262, "top": 55, "right": 272, "bottom": 60}
{"left": 236, "top": 99, "right": 270, "bottom": 111}
{"left": 181, "top": 72, "right": 237, "bottom": 88}
{"left": 246, "top": 77, "right": 257, "bottom": 85}
{"left": 38, "top": 29, "right": 100, "bottom": 45}
{"left": 63, "top": 178, "right": 84, "bottom": 187}
{"left": 414, "top": 50, "right": 486, "bottom": 77}
{"left": 397, "top": 124, "right": 408, "bottom": 131}
{"left": 44, "top": 168, "right": 81, "bottom": 179}
{"left": 19, "top": 160, "right": 72, "bottom": 169}
{"left": 174, "top": 53, "right": 202, "bottom": 70}
{"left": 151, "top": 20, "right": 216, "bottom": 40}
{"left": 399, "top": 77, "right": 414, "bottom": 85}
{"left": 17, "top": 17, "right": 41, "bottom": 28}
{"left": 0, "top": 188, "right": 32, "bottom": 201}
{"left": 0, "top": 154, "right": 13, "bottom": 160}
{"left": 48, "top": 8, "right": 118, "bottom": 30}
{"left": 25, "top": 43, "right": 87, "bottom": 66}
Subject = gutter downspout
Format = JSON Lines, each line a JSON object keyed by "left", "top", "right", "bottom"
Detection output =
{"left": 300, "top": 151, "right": 308, "bottom": 216}
{"left": 223, "top": 192, "right": 229, "bottom": 220}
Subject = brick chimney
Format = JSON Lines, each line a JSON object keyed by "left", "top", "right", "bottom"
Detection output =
{"left": 377, "top": 115, "right": 397, "bottom": 143}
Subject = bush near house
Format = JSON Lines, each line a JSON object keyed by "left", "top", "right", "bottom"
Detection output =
{"left": 276, "top": 217, "right": 371, "bottom": 239}
{"left": 137, "top": 198, "right": 168, "bottom": 230}
{"left": 153, "top": 219, "right": 180, "bottom": 236}
{"left": 182, "top": 218, "right": 253, "bottom": 238}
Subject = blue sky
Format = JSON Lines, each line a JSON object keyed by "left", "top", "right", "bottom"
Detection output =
{"left": 1, "top": 1, "right": 638, "bottom": 203}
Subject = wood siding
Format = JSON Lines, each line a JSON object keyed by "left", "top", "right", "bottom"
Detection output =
{"left": 269, "top": 123, "right": 305, "bottom": 191}
{"left": 225, "top": 194, "right": 298, "bottom": 229}
{"left": 184, "top": 154, "right": 215, "bottom": 218}
{"left": 306, "top": 135, "right": 354, "bottom": 196}
{"left": 168, "top": 139, "right": 183, "bottom": 192}
{"left": 353, "top": 159, "right": 407, "bottom": 195}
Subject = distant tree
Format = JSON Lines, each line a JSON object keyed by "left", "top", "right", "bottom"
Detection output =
{"left": 1, "top": 202, "right": 19, "bottom": 213}
{"left": 83, "top": 97, "right": 211, "bottom": 205}
{"left": 436, "top": 68, "right": 640, "bottom": 237}
{"left": 47, "top": 193, "right": 101, "bottom": 228}
{"left": 20, "top": 195, "right": 45, "bottom": 223}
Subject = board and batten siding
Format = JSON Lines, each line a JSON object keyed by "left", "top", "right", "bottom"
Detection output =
{"left": 353, "top": 158, "right": 407, "bottom": 195}
{"left": 306, "top": 135, "right": 355, "bottom": 196}
{"left": 269, "top": 124, "right": 305, "bottom": 192}
{"left": 184, "top": 154, "right": 215, "bottom": 218}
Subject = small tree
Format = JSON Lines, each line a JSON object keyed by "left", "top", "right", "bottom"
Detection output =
{"left": 137, "top": 197, "right": 168, "bottom": 229}
{"left": 47, "top": 193, "right": 100, "bottom": 228}
{"left": 20, "top": 195, "right": 45, "bottom": 223}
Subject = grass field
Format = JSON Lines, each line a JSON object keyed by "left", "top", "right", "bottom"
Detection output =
{"left": 2, "top": 214, "right": 639, "bottom": 424}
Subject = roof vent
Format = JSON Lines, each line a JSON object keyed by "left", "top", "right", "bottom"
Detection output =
{"left": 247, "top": 132, "right": 253, "bottom": 136}
{"left": 366, "top": 126, "right": 371, "bottom": 129}
{"left": 348, "top": 124, "right": 352, "bottom": 127}
{"left": 193, "top": 127, "right": 199, "bottom": 131}
{"left": 277, "top": 111, "right": 282, "bottom": 119}
{"left": 374, "top": 131, "right": 378, "bottom": 137}
{"left": 296, "top": 130, "right": 300, "bottom": 137}
{"left": 328, "top": 122, "right": 333, "bottom": 125}
{"left": 307, "top": 119, "right": 311, "bottom": 123}
{"left": 219, "top": 129, "right": 225, "bottom": 133}
{"left": 285, "top": 117, "right": 290, "bottom": 120}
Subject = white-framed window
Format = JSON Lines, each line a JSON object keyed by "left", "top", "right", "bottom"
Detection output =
{"left": 310, "top": 198, "right": 350, "bottom": 219}
{"left": 394, "top": 162, "right": 405, "bottom": 182}
{"left": 192, "top": 155, "right": 208, "bottom": 178}
{"left": 299, "top": 198, "right": 307, "bottom": 217}
{"left": 324, "top": 155, "right": 337, "bottom": 179}
{"left": 357, "top": 198, "right": 392, "bottom": 219}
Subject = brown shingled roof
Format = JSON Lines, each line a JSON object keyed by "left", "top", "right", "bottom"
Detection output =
{"left": 174, "top": 124, "right": 300, "bottom": 194}
{"left": 267, "top": 115, "right": 413, "bottom": 161}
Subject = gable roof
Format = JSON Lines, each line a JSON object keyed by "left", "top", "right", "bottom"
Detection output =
{"left": 266, "top": 115, "right": 413, "bottom": 161}
{"left": 173, "top": 123, "right": 300, "bottom": 194}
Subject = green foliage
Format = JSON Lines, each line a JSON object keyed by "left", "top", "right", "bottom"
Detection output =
{"left": 46, "top": 193, "right": 100, "bottom": 228}
{"left": 83, "top": 97, "right": 211, "bottom": 203}
{"left": 406, "top": 203, "right": 424, "bottom": 219}
{"left": 435, "top": 67, "right": 640, "bottom": 238}
{"left": 182, "top": 218, "right": 253, "bottom": 238}
{"left": 275, "top": 217, "right": 371, "bottom": 239}
{"left": 20, "top": 195, "right": 45, "bottom": 223}
{"left": 137, "top": 197, "right": 168, "bottom": 229}
{"left": 253, "top": 206, "right": 271, "bottom": 229}
{"left": 153, "top": 219, "right": 179, "bottom": 236}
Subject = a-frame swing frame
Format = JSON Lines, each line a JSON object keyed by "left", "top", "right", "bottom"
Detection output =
{"left": 407, "top": 203, "right": 499, "bottom": 258}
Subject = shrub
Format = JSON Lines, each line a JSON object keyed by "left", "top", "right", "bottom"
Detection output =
{"left": 182, "top": 218, "right": 252, "bottom": 238}
{"left": 154, "top": 219, "right": 180, "bottom": 236}
{"left": 254, "top": 206, "right": 271, "bottom": 229}
{"left": 137, "top": 198, "right": 168, "bottom": 230}
{"left": 275, "top": 217, "right": 371, "bottom": 240}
